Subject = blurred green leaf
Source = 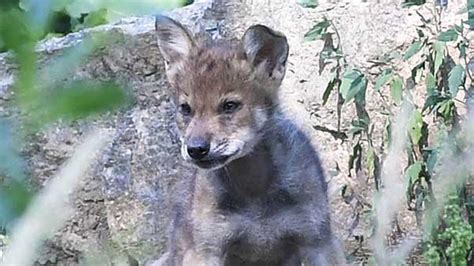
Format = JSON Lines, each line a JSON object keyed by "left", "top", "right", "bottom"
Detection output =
{"left": 390, "top": 76, "right": 403, "bottom": 105}
{"left": 0, "top": 10, "right": 39, "bottom": 105}
{"left": 405, "top": 161, "right": 422, "bottom": 184}
{"left": 447, "top": 65, "right": 465, "bottom": 97}
{"left": 403, "top": 41, "right": 423, "bottom": 60}
{"left": 367, "top": 147, "right": 375, "bottom": 178}
{"left": 453, "top": 24, "right": 463, "bottom": 34}
{"left": 0, "top": 9, "right": 36, "bottom": 50}
{"left": 0, "top": 180, "right": 34, "bottom": 230}
{"left": 298, "top": 0, "right": 318, "bottom": 8}
{"left": 437, "top": 29, "right": 458, "bottom": 42}
{"left": 426, "top": 72, "right": 437, "bottom": 95}
{"left": 304, "top": 18, "right": 330, "bottom": 41}
{"left": 457, "top": 40, "right": 467, "bottom": 59}
{"left": 83, "top": 8, "right": 107, "bottom": 27}
{"left": 340, "top": 69, "right": 366, "bottom": 104}
{"left": 0, "top": 0, "right": 19, "bottom": 9}
{"left": 408, "top": 109, "right": 423, "bottom": 145}
{"left": 0, "top": 120, "right": 26, "bottom": 180}
{"left": 38, "top": 33, "right": 109, "bottom": 91}
{"left": 426, "top": 149, "right": 438, "bottom": 175}
{"left": 30, "top": 80, "right": 129, "bottom": 127}
{"left": 436, "top": 99, "right": 455, "bottom": 120}
{"left": 65, "top": 0, "right": 185, "bottom": 21}
{"left": 374, "top": 69, "right": 393, "bottom": 92}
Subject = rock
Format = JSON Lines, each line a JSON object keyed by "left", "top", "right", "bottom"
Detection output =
{"left": 1, "top": 1, "right": 226, "bottom": 264}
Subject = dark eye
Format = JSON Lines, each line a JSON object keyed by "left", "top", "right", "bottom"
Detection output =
{"left": 179, "top": 103, "right": 192, "bottom": 116}
{"left": 221, "top": 101, "right": 241, "bottom": 114}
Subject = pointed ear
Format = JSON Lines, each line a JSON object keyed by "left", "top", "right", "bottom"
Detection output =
{"left": 155, "top": 15, "right": 195, "bottom": 64}
{"left": 242, "top": 25, "right": 289, "bottom": 79}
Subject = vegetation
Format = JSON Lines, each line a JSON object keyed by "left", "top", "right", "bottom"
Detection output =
{"left": 0, "top": 0, "right": 188, "bottom": 263}
{"left": 304, "top": 0, "right": 473, "bottom": 264}
{"left": 0, "top": 0, "right": 194, "bottom": 52}
{"left": 0, "top": 0, "right": 473, "bottom": 264}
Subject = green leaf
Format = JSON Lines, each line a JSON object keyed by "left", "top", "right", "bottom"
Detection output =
{"left": 457, "top": 40, "right": 467, "bottom": 59}
{"left": 298, "top": 0, "right": 318, "bottom": 8}
{"left": 408, "top": 109, "right": 423, "bottom": 145}
{"left": 304, "top": 18, "right": 330, "bottom": 41}
{"left": 433, "top": 40, "right": 445, "bottom": 54}
{"left": 374, "top": 69, "right": 393, "bottom": 92}
{"left": 411, "top": 60, "right": 426, "bottom": 82}
{"left": 322, "top": 74, "right": 338, "bottom": 105}
{"left": 349, "top": 118, "right": 369, "bottom": 136}
{"left": 448, "top": 65, "right": 465, "bottom": 97}
{"left": 367, "top": 147, "right": 375, "bottom": 178}
{"left": 466, "top": 19, "right": 474, "bottom": 29}
{"left": 31, "top": 80, "right": 130, "bottom": 126}
{"left": 390, "top": 76, "right": 403, "bottom": 105}
{"left": 348, "top": 142, "right": 362, "bottom": 177}
{"left": 433, "top": 41, "right": 445, "bottom": 75}
{"left": 81, "top": 8, "right": 108, "bottom": 29}
{"left": 403, "top": 41, "right": 423, "bottom": 60}
{"left": 401, "top": 0, "right": 426, "bottom": 7}
{"left": 437, "top": 29, "right": 458, "bottom": 42}
{"left": 426, "top": 72, "right": 437, "bottom": 95}
{"left": 436, "top": 99, "right": 455, "bottom": 120}
{"left": 319, "top": 33, "right": 336, "bottom": 74}
{"left": 340, "top": 69, "right": 366, "bottom": 104}
{"left": 405, "top": 161, "right": 423, "bottom": 184}
{"left": 454, "top": 24, "right": 463, "bottom": 34}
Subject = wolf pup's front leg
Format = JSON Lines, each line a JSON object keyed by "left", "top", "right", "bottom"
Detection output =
{"left": 182, "top": 249, "right": 225, "bottom": 266}
{"left": 299, "top": 238, "right": 347, "bottom": 266}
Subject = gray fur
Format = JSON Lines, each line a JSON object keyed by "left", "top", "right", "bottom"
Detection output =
{"left": 157, "top": 114, "right": 345, "bottom": 266}
{"left": 153, "top": 16, "right": 345, "bottom": 266}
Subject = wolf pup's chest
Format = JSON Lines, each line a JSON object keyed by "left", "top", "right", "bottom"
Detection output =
{"left": 217, "top": 187, "right": 297, "bottom": 216}
{"left": 191, "top": 180, "right": 300, "bottom": 250}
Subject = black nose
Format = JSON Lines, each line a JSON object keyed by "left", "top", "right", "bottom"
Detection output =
{"left": 186, "top": 138, "right": 210, "bottom": 160}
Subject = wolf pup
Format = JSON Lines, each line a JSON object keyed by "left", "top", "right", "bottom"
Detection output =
{"left": 154, "top": 15, "right": 345, "bottom": 266}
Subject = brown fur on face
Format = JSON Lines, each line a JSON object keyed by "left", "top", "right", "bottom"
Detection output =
{"left": 155, "top": 16, "right": 289, "bottom": 169}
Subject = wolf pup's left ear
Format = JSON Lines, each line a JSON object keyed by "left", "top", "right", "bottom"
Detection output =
{"left": 242, "top": 25, "right": 289, "bottom": 81}
{"left": 155, "top": 15, "right": 195, "bottom": 65}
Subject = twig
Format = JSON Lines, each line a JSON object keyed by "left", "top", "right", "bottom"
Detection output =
{"left": 312, "top": 124, "right": 348, "bottom": 140}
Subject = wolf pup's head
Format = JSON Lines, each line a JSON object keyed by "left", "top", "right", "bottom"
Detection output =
{"left": 155, "top": 16, "right": 289, "bottom": 170}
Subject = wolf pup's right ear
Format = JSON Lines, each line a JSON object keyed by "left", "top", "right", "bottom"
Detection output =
{"left": 242, "top": 25, "right": 289, "bottom": 83}
{"left": 155, "top": 15, "right": 195, "bottom": 65}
